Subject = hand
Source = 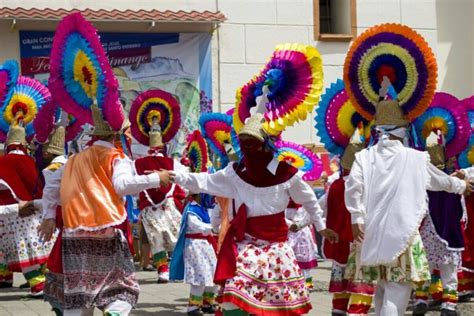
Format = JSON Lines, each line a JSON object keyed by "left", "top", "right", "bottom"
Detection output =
{"left": 145, "top": 169, "right": 175, "bottom": 187}
{"left": 289, "top": 224, "right": 299, "bottom": 233}
{"left": 451, "top": 169, "right": 466, "bottom": 180}
{"left": 320, "top": 172, "right": 328, "bottom": 185}
{"left": 464, "top": 179, "right": 474, "bottom": 196}
{"left": 18, "top": 201, "right": 37, "bottom": 218}
{"left": 352, "top": 223, "right": 364, "bottom": 242}
{"left": 37, "top": 219, "right": 56, "bottom": 242}
{"left": 319, "top": 228, "right": 339, "bottom": 243}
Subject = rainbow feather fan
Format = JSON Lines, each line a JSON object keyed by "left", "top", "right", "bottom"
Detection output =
{"left": 275, "top": 140, "right": 323, "bottom": 181}
{"left": 458, "top": 135, "right": 474, "bottom": 169}
{"left": 344, "top": 23, "right": 438, "bottom": 122}
{"left": 34, "top": 102, "right": 84, "bottom": 143}
{"left": 225, "top": 108, "right": 242, "bottom": 159}
{"left": 0, "top": 76, "right": 51, "bottom": 141}
{"left": 234, "top": 43, "right": 324, "bottom": 136}
{"left": 413, "top": 92, "right": 469, "bottom": 158}
{"left": 315, "top": 79, "right": 371, "bottom": 156}
{"left": 186, "top": 130, "right": 209, "bottom": 173}
{"left": 458, "top": 96, "right": 474, "bottom": 168}
{"left": 49, "top": 12, "right": 124, "bottom": 130}
{"left": 129, "top": 89, "right": 181, "bottom": 146}
{"left": 0, "top": 60, "right": 19, "bottom": 111}
{"left": 463, "top": 96, "right": 474, "bottom": 133}
{"left": 199, "top": 112, "right": 233, "bottom": 166}
{"left": 33, "top": 98, "right": 57, "bottom": 143}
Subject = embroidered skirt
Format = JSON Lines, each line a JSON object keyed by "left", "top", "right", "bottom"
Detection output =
{"left": 141, "top": 199, "right": 181, "bottom": 253}
{"left": 287, "top": 226, "right": 318, "bottom": 270}
{"left": 184, "top": 238, "right": 217, "bottom": 287}
{"left": 3, "top": 213, "right": 55, "bottom": 271}
{"left": 420, "top": 215, "right": 462, "bottom": 267}
{"left": 345, "top": 232, "right": 430, "bottom": 286}
{"left": 62, "top": 228, "right": 139, "bottom": 310}
{"left": 221, "top": 234, "right": 312, "bottom": 315}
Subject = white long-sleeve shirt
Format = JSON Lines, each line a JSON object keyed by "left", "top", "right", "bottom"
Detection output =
{"left": 346, "top": 144, "right": 466, "bottom": 225}
{"left": 344, "top": 139, "right": 466, "bottom": 265}
{"left": 174, "top": 159, "right": 327, "bottom": 232}
{"left": 41, "top": 140, "right": 161, "bottom": 220}
{"left": 186, "top": 214, "right": 213, "bottom": 235}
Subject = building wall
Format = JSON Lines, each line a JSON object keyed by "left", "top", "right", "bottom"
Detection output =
{"left": 0, "top": 0, "right": 471, "bottom": 145}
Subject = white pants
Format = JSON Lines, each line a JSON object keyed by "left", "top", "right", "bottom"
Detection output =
{"left": 64, "top": 300, "right": 132, "bottom": 316}
{"left": 438, "top": 263, "right": 458, "bottom": 310}
{"left": 374, "top": 281, "right": 412, "bottom": 316}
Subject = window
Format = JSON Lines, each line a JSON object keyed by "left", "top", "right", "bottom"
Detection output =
{"left": 313, "top": 0, "right": 357, "bottom": 41}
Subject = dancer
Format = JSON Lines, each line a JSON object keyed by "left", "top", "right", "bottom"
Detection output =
{"left": 170, "top": 130, "right": 218, "bottom": 315}
{"left": 38, "top": 104, "right": 172, "bottom": 315}
{"left": 0, "top": 121, "right": 48, "bottom": 296}
{"left": 171, "top": 111, "right": 338, "bottom": 315}
{"left": 321, "top": 134, "right": 374, "bottom": 316}
{"left": 37, "top": 120, "right": 69, "bottom": 314}
{"left": 344, "top": 97, "right": 471, "bottom": 316}
{"left": 412, "top": 129, "right": 467, "bottom": 315}
{"left": 129, "top": 89, "right": 187, "bottom": 283}
{"left": 286, "top": 202, "right": 318, "bottom": 290}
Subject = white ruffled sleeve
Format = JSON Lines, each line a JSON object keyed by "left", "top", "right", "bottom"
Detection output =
{"left": 345, "top": 155, "right": 366, "bottom": 225}
{"left": 41, "top": 165, "right": 64, "bottom": 220}
{"left": 287, "top": 172, "right": 326, "bottom": 232}
{"left": 174, "top": 164, "right": 235, "bottom": 198}
{"left": 112, "top": 157, "right": 161, "bottom": 196}
{"left": 426, "top": 159, "right": 466, "bottom": 194}
{"left": 186, "top": 213, "right": 213, "bottom": 235}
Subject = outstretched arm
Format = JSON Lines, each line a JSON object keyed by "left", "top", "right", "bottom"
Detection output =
{"left": 173, "top": 165, "right": 235, "bottom": 198}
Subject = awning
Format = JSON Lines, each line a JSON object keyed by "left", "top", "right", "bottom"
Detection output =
{"left": 0, "top": 7, "right": 226, "bottom": 23}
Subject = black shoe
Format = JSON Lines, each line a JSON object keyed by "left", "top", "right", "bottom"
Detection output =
{"left": 19, "top": 282, "right": 29, "bottom": 289}
{"left": 440, "top": 309, "right": 458, "bottom": 316}
{"left": 412, "top": 302, "right": 428, "bottom": 316}
{"left": 0, "top": 282, "right": 13, "bottom": 288}
{"left": 201, "top": 305, "right": 217, "bottom": 314}
{"left": 187, "top": 309, "right": 204, "bottom": 316}
{"left": 458, "top": 293, "right": 472, "bottom": 303}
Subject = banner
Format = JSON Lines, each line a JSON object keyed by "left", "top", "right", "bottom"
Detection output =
{"left": 19, "top": 31, "right": 213, "bottom": 155}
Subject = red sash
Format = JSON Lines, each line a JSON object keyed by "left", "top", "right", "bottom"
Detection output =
{"left": 213, "top": 203, "right": 288, "bottom": 285}
{"left": 185, "top": 233, "right": 218, "bottom": 253}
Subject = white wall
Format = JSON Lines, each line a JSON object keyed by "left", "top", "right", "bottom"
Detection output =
{"left": 1, "top": 0, "right": 469, "bottom": 146}
{"left": 435, "top": 0, "right": 473, "bottom": 100}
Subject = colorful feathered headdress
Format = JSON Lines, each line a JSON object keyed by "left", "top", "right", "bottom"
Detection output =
{"left": 0, "top": 76, "right": 51, "bottom": 142}
{"left": 199, "top": 112, "right": 242, "bottom": 168}
{"left": 413, "top": 92, "right": 469, "bottom": 158}
{"left": 275, "top": 140, "right": 323, "bottom": 181}
{"left": 33, "top": 100, "right": 83, "bottom": 144}
{"left": 185, "top": 130, "right": 209, "bottom": 173}
{"left": 315, "top": 79, "right": 371, "bottom": 156}
{"left": 129, "top": 89, "right": 181, "bottom": 146}
{"left": 234, "top": 43, "right": 324, "bottom": 136}
{"left": 49, "top": 12, "right": 125, "bottom": 132}
{"left": 0, "top": 60, "right": 19, "bottom": 111}
{"left": 457, "top": 96, "right": 474, "bottom": 168}
{"left": 344, "top": 23, "right": 437, "bottom": 122}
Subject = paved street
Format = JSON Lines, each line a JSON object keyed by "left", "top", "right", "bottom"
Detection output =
{"left": 1, "top": 261, "right": 473, "bottom": 315}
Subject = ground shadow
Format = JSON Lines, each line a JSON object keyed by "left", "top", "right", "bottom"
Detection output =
{"left": 132, "top": 302, "right": 187, "bottom": 315}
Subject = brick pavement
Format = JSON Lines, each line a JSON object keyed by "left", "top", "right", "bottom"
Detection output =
{"left": 1, "top": 261, "right": 473, "bottom": 315}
